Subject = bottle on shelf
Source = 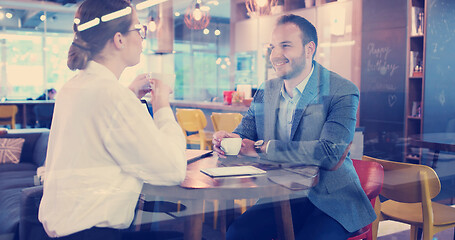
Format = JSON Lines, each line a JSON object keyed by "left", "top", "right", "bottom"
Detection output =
{"left": 413, "top": 61, "right": 423, "bottom": 77}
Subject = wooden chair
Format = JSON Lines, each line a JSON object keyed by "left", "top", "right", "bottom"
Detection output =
{"left": 175, "top": 108, "right": 213, "bottom": 150}
{"left": 0, "top": 105, "right": 18, "bottom": 129}
{"left": 210, "top": 112, "right": 243, "bottom": 132}
{"left": 363, "top": 155, "right": 455, "bottom": 240}
{"left": 348, "top": 159, "right": 384, "bottom": 240}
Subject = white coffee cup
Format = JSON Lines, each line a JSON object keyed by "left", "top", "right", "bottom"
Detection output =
{"left": 220, "top": 138, "right": 242, "bottom": 155}
{"left": 147, "top": 72, "right": 176, "bottom": 92}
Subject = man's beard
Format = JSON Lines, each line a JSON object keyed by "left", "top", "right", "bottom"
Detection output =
{"left": 276, "top": 55, "right": 306, "bottom": 80}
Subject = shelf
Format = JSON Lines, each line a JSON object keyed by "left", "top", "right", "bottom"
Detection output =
{"left": 410, "top": 35, "right": 424, "bottom": 39}
{"left": 404, "top": 0, "right": 426, "bottom": 163}
{"left": 406, "top": 155, "right": 421, "bottom": 161}
{"left": 407, "top": 116, "right": 422, "bottom": 120}
{"left": 412, "top": 0, "right": 424, "bottom": 8}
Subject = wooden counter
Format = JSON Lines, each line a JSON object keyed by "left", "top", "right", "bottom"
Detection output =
{"left": 170, "top": 100, "right": 249, "bottom": 113}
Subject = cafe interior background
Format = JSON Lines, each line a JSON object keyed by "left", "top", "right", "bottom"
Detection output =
{"left": 0, "top": 0, "right": 454, "bottom": 204}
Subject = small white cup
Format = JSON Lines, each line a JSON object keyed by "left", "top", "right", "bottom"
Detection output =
{"left": 147, "top": 72, "right": 176, "bottom": 92}
{"left": 221, "top": 138, "right": 242, "bottom": 155}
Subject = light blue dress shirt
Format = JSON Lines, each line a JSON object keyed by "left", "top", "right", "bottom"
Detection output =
{"left": 276, "top": 65, "right": 314, "bottom": 141}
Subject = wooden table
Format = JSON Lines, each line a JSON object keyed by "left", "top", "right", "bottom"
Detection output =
{"left": 410, "top": 133, "right": 455, "bottom": 168}
{"left": 141, "top": 151, "right": 317, "bottom": 240}
{"left": 0, "top": 100, "right": 55, "bottom": 128}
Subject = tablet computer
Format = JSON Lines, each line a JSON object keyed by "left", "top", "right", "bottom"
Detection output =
{"left": 200, "top": 166, "right": 266, "bottom": 178}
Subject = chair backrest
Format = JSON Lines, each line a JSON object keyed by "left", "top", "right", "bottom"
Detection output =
{"left": 210, "top": 112, "right": 243, "bottom": 132}
{"left": 175, "top": 108, "right": 207, "bottom": 133}
{"left": 352, "top": 159, "right": 384, "bottom": 201}
{"left": 362, "top": 156, "right": 440, "bottom": 203}
{"left": 0, "top": 105, "right": 18, "bottom": 128}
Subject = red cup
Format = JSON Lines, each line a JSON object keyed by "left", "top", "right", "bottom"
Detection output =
{"left": 223, "top": 91, "right": 235, "bottom": 105}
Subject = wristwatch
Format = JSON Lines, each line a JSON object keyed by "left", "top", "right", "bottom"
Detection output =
{"left": 254, "top": 140, "right": 265, "bottom": 154}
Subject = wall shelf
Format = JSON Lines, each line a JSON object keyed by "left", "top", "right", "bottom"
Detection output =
{"left": 404, "top": 0, "right": 426, "bottom": 163}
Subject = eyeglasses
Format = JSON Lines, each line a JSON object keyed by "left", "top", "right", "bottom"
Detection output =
{"left": 127, "top": 24, "right": 147, "bottom": 39}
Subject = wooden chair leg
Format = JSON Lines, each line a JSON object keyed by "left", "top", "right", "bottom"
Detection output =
{"left": 234, "top": 199, "right": 247, "bottom": 214}
{"left": 410, "top": 225, "right": 419, "bottom": 240}
{"left": 213, "top": 200, "right": 219, "bottom": 229}
{"left": 202, "top": 200, "right": 206, "bottom": 222}
{"left": 371, "top": 197, "right": 381, "bottom": 240}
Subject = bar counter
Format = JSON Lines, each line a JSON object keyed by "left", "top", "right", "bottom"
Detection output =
{"left": 170, "top": 100, "right": 249, "bottom": 113}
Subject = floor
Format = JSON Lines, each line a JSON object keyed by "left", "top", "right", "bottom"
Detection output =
{"left": 139, "top": 202, "right": 455, "bottom": 240}
{"left": 378, "top": 219, "right": 455, "bottom": 240}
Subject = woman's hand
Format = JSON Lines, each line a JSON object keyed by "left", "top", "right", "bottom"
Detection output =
{"left": 150, "top": 78, "right": 173, "bottom": 113}
{"left": 128, "top": 73, "right": 152, "bottom": 99}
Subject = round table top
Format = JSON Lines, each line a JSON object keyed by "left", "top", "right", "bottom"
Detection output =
{"left": 142, "top": 154, "right": 311, "bottom": 201}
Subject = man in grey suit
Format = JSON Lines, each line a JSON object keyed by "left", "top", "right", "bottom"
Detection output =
{"left": 213, "top": 14, "right": 376, "bottom": 239}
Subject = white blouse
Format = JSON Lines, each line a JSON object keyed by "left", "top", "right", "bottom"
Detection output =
{"left": 38, "top": 61, "right": 186, "bottom": 237}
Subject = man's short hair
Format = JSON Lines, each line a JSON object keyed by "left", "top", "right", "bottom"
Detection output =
{"left": 276, "top": 14, "right": 318, "bottom": 58}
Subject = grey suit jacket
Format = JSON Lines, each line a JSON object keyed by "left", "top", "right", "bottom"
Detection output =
{"left": 234, "top": 62, "right": 376, "bottom": 232}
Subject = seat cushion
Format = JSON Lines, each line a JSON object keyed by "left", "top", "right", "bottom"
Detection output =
{"left": 0, "top": 163, "right": 37, "bottom": 173}
{"left": 0, "top": 170, "right": 36, "bottom": 190}
{"left": 186, "top": 132, "right": 214, "bottom": 143}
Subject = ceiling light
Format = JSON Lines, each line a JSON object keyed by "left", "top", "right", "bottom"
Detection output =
{"left": 101, "top": 7, "right": 131, "bottom": 22}
{"left": 40, "top": 15, "right": 46, "bottom": 21}
{"left": 214, "top": 29, "right": 220, "bottom": 36}
{"left": 77, "top": 18, "right": 100, "bottom": 31}
{"left": 245, "top": 0, "right": 277, "bottom": 17}
{"left": 184, "top": 1, "right": 210, "bottom": 30}
{"left": 5, "top": 12, "right": 12, "bottom": 19}
{"left": 203, "top": 28, "right": 209, "bottom": 35}
{"left": 174, "top": 12, "right": 180, "bottom": 17}
{"left": 136, "top": 0, "right": 168, "bottom": 10}
{"left": 148, "top": 18, "right": 157, "bottom": 32}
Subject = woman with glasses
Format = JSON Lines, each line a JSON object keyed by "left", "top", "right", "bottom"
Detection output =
{"left": 38, "top": 0, "right": 186, "bottom": 239}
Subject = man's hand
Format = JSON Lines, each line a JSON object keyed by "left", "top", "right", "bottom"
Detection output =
{"left": 240, "top": 138, "right": 259, "bottom": 157}
{"left": 212, "top": 131, "right": 240, "bottom": 158}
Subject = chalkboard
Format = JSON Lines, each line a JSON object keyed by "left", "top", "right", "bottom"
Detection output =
{"left": 423, "top": 0, "right": 455, "bottom": 133}
{"left": 359, "top": 0, "right": 407, "bottom": 160}
{"left": 360, "top": 27, "right": 406, "bottom": 124}
{"left": 362, "top": 0, "right": 407, "bottom": 31}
